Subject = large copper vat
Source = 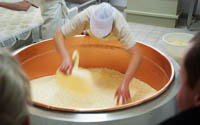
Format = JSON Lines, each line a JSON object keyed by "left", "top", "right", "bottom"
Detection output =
{"left": 14, "top": 36, "right": 180, "bottom": 124}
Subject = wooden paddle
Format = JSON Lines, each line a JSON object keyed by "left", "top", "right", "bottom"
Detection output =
{"left": 56, "top": 50, "right": 93, "bottom": 95}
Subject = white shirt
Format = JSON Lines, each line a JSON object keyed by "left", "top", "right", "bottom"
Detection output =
{"left": 27, "top": 0, "right": 68, "bottom": 39}
{"left": 61, "top": 5, "right": 136, "bottom": 49}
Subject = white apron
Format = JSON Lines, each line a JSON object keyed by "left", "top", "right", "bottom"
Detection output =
{"left": 28, "top": 0, "right": 68, "bottom": 39}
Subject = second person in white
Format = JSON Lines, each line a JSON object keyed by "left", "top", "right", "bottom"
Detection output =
{"left": 0, "top": 0, "right": 68, "bottom": 40}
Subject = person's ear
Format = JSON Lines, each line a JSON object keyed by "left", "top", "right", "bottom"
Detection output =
{"left": 24, "top": 116, "right": 30, "bottom": 125}
{"left": 194, "top": 94, "right": 200, "bottom": 107}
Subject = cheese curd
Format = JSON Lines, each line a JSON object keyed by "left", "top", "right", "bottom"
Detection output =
{"left": 31, "top": 68, "right": 157, "bottom": 109}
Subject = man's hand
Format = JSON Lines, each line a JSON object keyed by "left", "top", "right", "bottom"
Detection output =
{"left": 0, "top": 1, "right": 31, "bottom": 11}
{"left": 115, "top": 81, "right": 131, "bottom": 105}
{"left": 59, "top": 57, "right": 73, "bottom": 75}
{"left": 53, "top": 29, "right": 73, "bottom": 75}
{"left": 114, "top": 44, "right": 141, "bottom": 105}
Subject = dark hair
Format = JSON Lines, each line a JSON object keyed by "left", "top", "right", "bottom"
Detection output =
{"left": 184, "top": 32, "right": 200, "bottom": 89}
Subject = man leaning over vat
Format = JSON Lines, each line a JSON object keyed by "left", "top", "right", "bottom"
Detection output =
{"left": 160, "top": 33, "right": 200, "bottom": 124}
{"left": 53, "top": 2, "right": 141, "bottom": 105}
{"left": 0, "top": 0, "right": 68, "bottom": 40}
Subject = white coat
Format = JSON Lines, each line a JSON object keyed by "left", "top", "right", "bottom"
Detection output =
{"left": 27, "top": 0, "right": 68, "bottom": 39}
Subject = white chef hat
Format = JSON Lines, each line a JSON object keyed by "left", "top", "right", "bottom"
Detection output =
{"left": 90, "top": 3, "right": 114, "bottom": 38}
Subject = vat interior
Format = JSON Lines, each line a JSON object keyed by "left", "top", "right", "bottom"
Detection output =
{"left": 16, "top": 36, "right": 172, "bottom": 91}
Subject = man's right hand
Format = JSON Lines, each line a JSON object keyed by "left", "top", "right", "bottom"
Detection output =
{"left": 59, "top": 58, "right": 73, "bottom": 75}
{"left": 53, "top": 29, "right": 73, "bottom": 75}
{"left": 0, "top": 1, "right": 31, "bottom": 11}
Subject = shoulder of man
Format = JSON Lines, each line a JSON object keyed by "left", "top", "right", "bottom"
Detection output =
{"left": 159, "top": 107, "right": 200, "bottom": 125}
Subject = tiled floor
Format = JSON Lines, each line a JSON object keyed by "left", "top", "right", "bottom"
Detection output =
{"left": 128, "top": 20, "right": 197, "bottom": 47}
{"left": 127, "top": 19, "right": 199, "bottom": 58}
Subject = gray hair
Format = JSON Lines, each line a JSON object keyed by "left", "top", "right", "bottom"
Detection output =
{"left": 0, "top": 48, "right": 31, "bottom": 125}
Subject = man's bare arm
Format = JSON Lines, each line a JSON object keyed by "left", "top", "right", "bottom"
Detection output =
{"left": 0, "top": 0, "right": 31, "bottom": 11}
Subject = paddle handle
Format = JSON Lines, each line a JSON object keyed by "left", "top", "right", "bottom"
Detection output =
{"left": 72, "top": 50, "right": 79, "bottom": 70}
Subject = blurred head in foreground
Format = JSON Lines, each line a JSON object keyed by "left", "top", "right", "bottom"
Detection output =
{"left": 0, "top": 48, "right": 31, "bottom": 125}
{"left": 177, "top": 32, "right": 200, "bottom": 112}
